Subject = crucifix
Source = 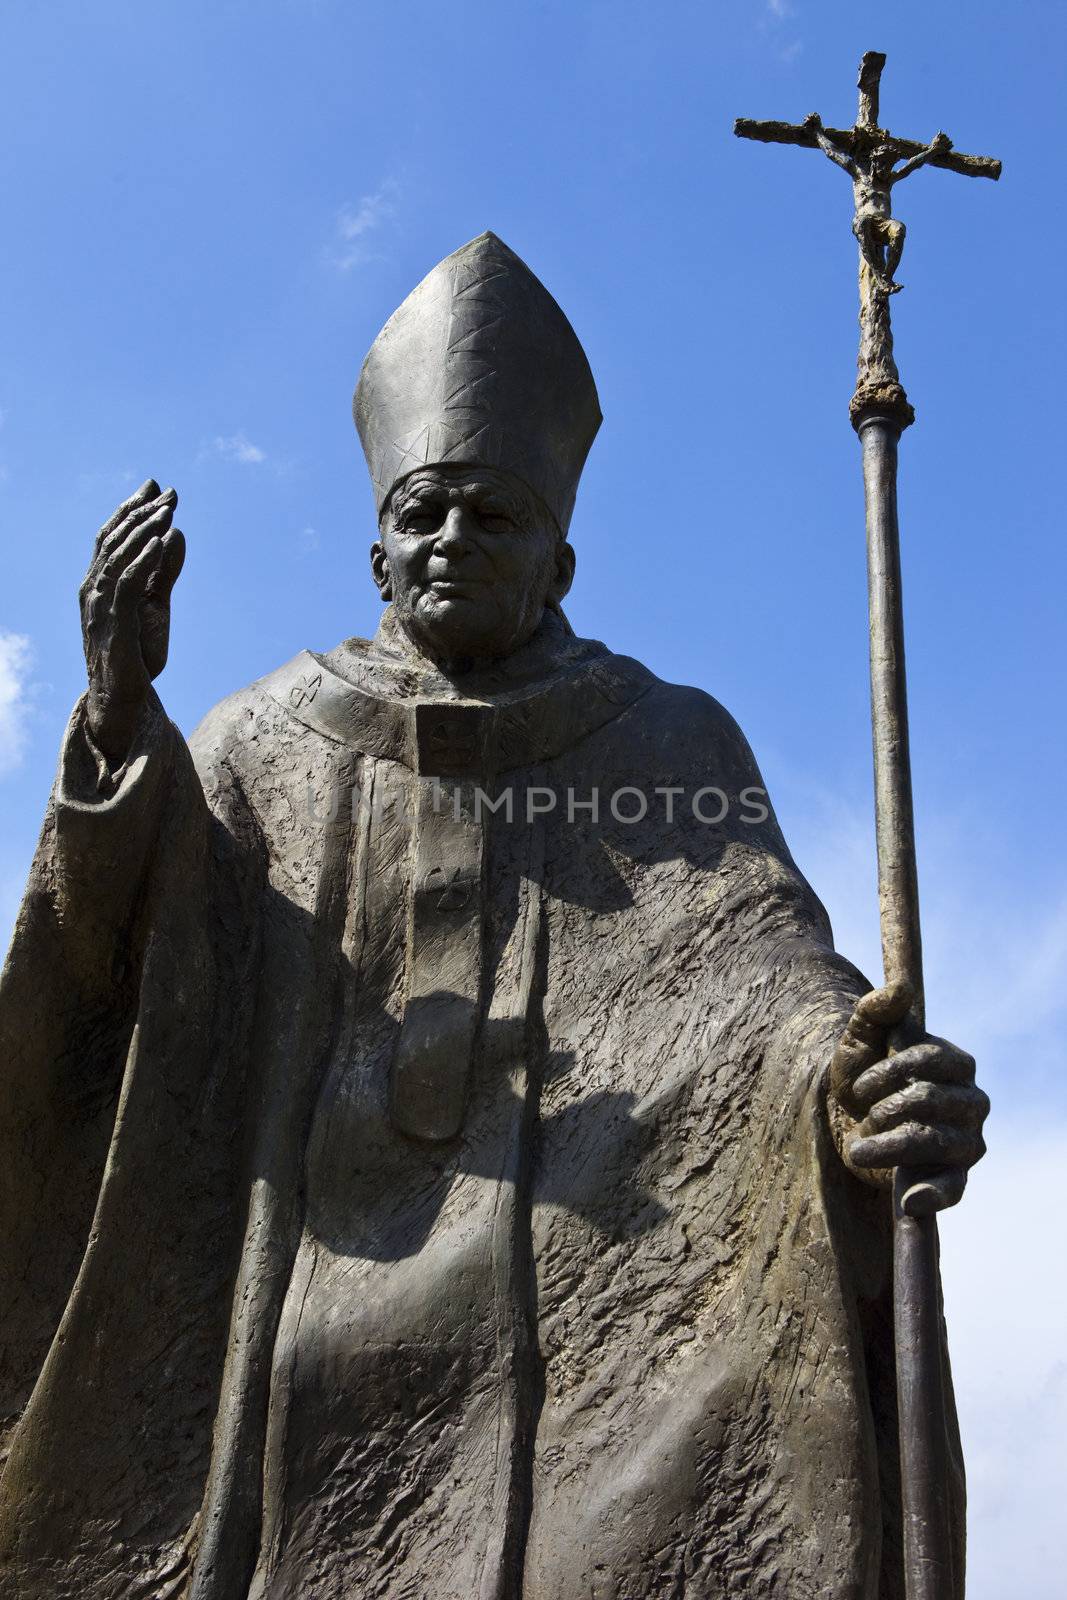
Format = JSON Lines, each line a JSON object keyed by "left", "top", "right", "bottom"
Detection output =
{"left": 736, "top": 50, "right": 1000, "bottom": 429}
{"left": 736, "top": 52, "right": 1001, "bottom": 1600}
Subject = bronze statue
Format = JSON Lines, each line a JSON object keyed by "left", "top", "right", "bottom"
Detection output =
{"left": 803, "top": 111, "right": 951, "bottom": 294}
{"left": 0, "top": 229, "right": 988, "bottom": 1598}
{"left": 736, "top": 49, "right": 1000, "bottom": 429}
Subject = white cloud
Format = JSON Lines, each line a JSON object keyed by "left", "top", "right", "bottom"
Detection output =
{"left": 332, "top": 178, "right": 401, "bottom": 271}
{"left": 759, "top": 0, "right": 802, "bottom": 63}
{"left": 0, "top": 631, "right": 33, "bottom": 776}
{"left": 213, "top": 433, "right": 267, "bottom": 465}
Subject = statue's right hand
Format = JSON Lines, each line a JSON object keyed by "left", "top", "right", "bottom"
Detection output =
{"left": 80, "top": 478, "right": 185, "bottom": 764}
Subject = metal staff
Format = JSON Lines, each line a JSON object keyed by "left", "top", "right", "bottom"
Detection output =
{"left": 735, "top": 52, "right": 1000, "bottom": 1600}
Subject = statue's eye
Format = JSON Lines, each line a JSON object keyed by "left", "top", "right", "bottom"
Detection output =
{"left": 402, "top": 507, "right": 443, "bottom": 534}
{"left": 477, "top": 506, "right": 516, "bottom": 532}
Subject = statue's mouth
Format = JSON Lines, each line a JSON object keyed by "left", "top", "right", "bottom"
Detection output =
{"left": 426, "top": 579, "right": 484, "bottom": 598}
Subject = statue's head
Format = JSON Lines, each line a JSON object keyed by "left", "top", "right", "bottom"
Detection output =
{"left": 370, "top": 463, "right": 574, "bottom": 664}
{"left": 870, "top": 142, "right": 896, "bottom": 177}
{"left": 354, "top": 233, "right": 600, "bottom": 669}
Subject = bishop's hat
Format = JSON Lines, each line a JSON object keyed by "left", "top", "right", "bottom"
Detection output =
{"left": 354, "top": 232, "right": 601, "bottom": 534}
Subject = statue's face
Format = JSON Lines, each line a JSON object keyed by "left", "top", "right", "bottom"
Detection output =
{"left": 371, "top": 466, "right": 575, "bottom": 667}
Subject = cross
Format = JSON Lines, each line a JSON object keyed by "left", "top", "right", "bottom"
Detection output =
{"left": 736, "top": 50, "right": 1000, "bottom": 428}
{"left": 735, "top": 53, "right": 1001, "bottom": 1600}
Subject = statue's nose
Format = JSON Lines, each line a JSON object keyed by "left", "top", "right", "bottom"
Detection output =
{"left": 434, "top": 506, "right": 477, "bottom": 551}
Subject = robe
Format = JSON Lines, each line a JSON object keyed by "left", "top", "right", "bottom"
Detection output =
{"left": 0, "top": 610, "right": 964, "bottom": 1598}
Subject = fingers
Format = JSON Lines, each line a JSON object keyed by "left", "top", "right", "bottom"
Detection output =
{"left": 93, "top": 486, "right": 178, "bottom": 573}
{"left": 851, "top": 1038, "right": 976, "bottom": 1112}
{"left": 113, "top": 537, "right": 164, "bottom": 621}
{"left": 831, "top": 996, "right": 988, "bottom": 1188}
{"left": 829, "top": 980, "right": 914, "bottom": 1103}
{"left": 92, "top": 478, "right": 162, "bottom": 554}
{"left": 850, "top": 1121, "right": 986, "bottom": 1172}
{"left": 97, "top": 502, "right": 176, "bottom": 591}
{"left": 900, "top": 1168, "right": 968, "bottom": 1214}
{"left": 860, "top": 1079, "right": 989, "bottom": 1136}
{"left": 152, "top": 527, "right": 186, "bottom": 595}
{"left": 849, "top": 980, "right": 915, "bottom": 1035}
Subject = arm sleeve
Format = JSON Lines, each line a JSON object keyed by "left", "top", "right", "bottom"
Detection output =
{"left": 49, "top": 689, "right": 189, "bottom": 993}
{"left": 0, "top": 687, "right": 213, "bottom": 1454}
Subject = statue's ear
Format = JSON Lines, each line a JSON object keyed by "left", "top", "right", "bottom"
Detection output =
{"left": 370, "top": 540, "right": 392, "bottom": 601}
{"left": 550, "top": 540, "right": 576, "bottom": 605}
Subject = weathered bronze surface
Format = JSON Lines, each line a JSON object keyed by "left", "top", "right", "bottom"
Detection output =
{"left": 0, "top": 230, "right": 989, "bottom": 1597}
{"left": 738, "top": 54, "right": 1001, "bottom": 1600}
{"left": 736, "top": 50, "right": 1000, "bottom": 430}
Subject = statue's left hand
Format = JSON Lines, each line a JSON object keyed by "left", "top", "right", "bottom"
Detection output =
{"left": 829, "top": 982, "right": 989, "bottom": 1206}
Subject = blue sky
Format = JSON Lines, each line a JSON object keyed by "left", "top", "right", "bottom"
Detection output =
{"left": 1, "top": 1, "right": 1063, "bottom": 1590}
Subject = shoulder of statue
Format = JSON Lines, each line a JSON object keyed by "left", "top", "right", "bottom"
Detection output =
{"left": 187, "top": 653, "right": 335, "bottom": 775}
{"left": 199, "top": 642, "right": 656, "bottom": 772}
{"left": 613, "top": 676, "right": 764, "bottom": 778}
{"left": 185, "top": 646, "right": 757, "bottom": 787}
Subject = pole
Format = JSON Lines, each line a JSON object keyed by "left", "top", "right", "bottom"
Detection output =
{"left": 859, "top": 415, "right": 923, "bottom": 1018}
{"left": 735, "top": 55, "right": 1000, "bottom": 1598}
{"left": 858, "top": 412, "right": 955, "bottom": 1599}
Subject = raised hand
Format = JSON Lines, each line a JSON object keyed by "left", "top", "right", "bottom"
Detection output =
{"left": 79, "top": 478, "right": 186, "bottom": 764}
{"left": 829, "top": 981, "right": 989, "bottom": 1208}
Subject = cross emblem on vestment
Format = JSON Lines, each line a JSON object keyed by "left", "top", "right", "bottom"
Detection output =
{"left": 419, "top": 864, "right": 475, "bottom": 915}
{"left": 428, "top": 721, "right": 478, "bottom": 767}
{"left": 289, "top": 671, "right": 322, "bottom": 709}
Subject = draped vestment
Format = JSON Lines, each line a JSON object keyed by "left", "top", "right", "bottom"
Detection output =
{"left": 0, "top": 614, "right": 964, "bottom": 1598}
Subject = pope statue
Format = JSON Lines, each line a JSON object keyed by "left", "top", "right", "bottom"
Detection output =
{"left": 0, "top": 233, "right": 987, "bottom": 1599}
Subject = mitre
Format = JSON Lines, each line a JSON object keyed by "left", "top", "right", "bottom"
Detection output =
{"left": 354, "top": 231, "right": 601, "bottom": 534}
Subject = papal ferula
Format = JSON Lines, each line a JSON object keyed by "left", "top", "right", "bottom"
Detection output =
{"left": 0, "top": 233, "right": 987, "bottom": 1599}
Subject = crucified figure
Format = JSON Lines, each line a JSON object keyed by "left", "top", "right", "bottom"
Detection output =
{"left": 804, "top": 112, "right": 952, "bottom": 293}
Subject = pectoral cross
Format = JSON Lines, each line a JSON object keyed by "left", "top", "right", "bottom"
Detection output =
{"left": 736, "top": 54, "right": 1001, "bottom": 1600}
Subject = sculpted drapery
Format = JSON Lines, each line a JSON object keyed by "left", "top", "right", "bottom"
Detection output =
{"left": 0, "top": 234, "right": 979, "bottom": 1599}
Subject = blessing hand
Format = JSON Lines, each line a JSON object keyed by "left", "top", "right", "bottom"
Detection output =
{"left": 829, "top": 982, "right": 988, "bottom": 1208}
{"left": 80, "top": 478, "right": 185, "bottom": 765}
